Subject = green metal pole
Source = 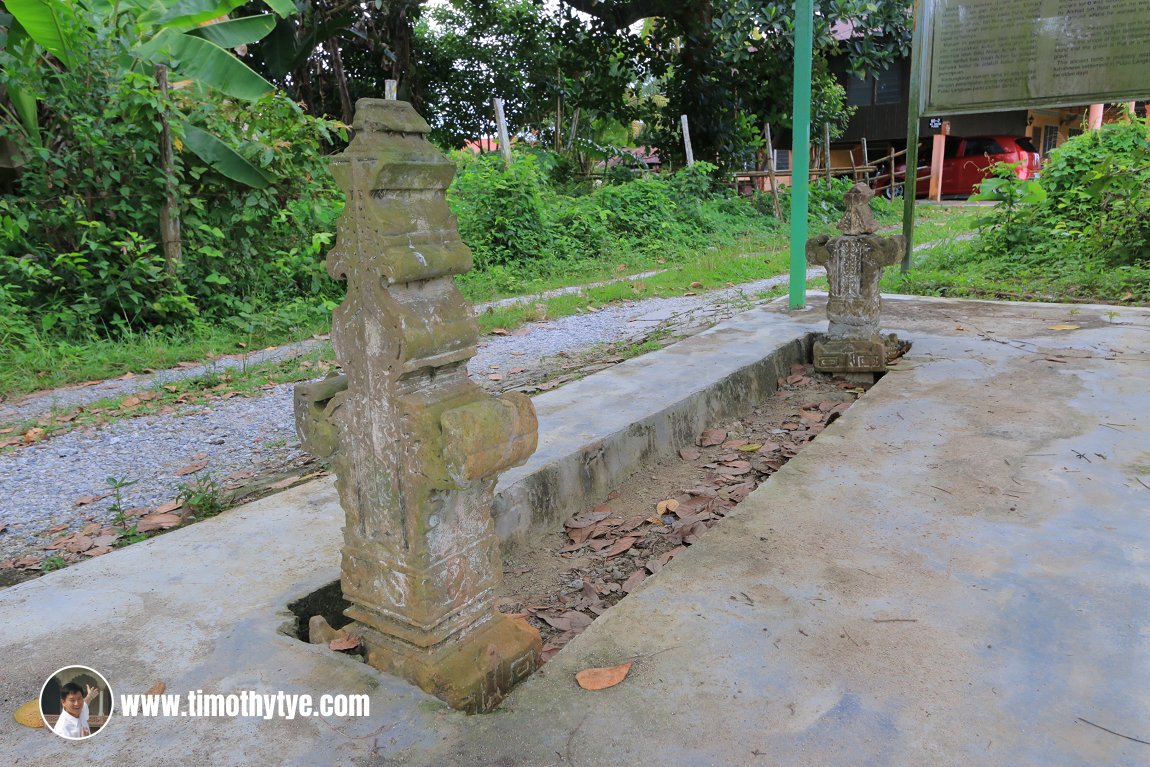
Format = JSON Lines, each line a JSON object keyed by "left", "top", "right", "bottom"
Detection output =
{"left": 902, "top": 0, "right": 927, "bottom": 272}
{"left": 789, "top": 0, "right": 814, "bottom": 309}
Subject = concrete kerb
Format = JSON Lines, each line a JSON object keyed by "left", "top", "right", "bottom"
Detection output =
{"left": 4, "top": 294, "right": 1148, "bottom": 767}
{"left": 492, "top": 316, "right": 815, "bottom": 550}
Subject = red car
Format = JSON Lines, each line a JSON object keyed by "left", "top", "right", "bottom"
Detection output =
{"left": 875, "top": 135, "right": 1042, "bottom": 198}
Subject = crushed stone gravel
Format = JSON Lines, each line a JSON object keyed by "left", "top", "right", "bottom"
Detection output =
{"left": 0, "top": 269, "right": 820, "bottom": 569}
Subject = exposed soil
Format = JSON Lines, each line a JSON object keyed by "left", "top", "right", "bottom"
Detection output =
{"left": 497, "top": 362, "right": 871, "bottom": 661}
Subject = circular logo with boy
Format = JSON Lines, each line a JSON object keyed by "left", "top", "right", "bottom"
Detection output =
{"left": 40, "top": 666, "right": 114, "bottom": 740}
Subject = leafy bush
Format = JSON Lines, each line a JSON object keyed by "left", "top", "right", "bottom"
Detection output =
{"left": 446, "top": 150, "right": 554, "bottom": 270}
{"left": 446, "top": 149, "right": 774, "bottom": 295}
{"left": 775, "top": 176, "right": 899, "bottom": 225}
{"left": 887, "top": 121, "right": 1150, "bottom": 305}
{"left": 0, "top": 12, "right": 345, "bottom": 343}
{"left": 974, "top": 119, "right": 1150, "bottom": 268}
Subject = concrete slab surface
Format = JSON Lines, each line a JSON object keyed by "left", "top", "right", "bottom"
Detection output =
{"left": 2, "top": 295, "right": 1148, "bottom": 767}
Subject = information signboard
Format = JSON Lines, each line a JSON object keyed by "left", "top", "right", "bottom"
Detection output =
{"left": 923, "top": 0, "right": 1150, "bottom": 115}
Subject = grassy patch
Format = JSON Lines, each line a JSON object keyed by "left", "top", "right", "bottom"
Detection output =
{"left": 0, "top": 300, "right": 334, "bottom": 401}
{"left": 1, "top": 346, "right": 336, "bottom": 445}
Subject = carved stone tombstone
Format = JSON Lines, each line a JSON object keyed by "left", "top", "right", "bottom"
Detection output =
{"left": 806, "top": 183, "right": 906, "bottom": 374}
{"left": 294, "top": 98, "right": 541, "bottom": 713}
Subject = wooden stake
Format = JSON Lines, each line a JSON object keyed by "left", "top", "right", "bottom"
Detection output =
{"left": 824, "top": 123, "right": 832, "bottom": 187}
{"left": 493, "top": 98, "right": 512, "bottom": 164}
{"left": 681, "top": 114, "right": 694, "bottom": 166}
{"left": 764, "top": 123, "right": 783, "bottom": 219}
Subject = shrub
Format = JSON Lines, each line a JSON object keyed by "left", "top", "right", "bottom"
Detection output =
{"left": 0, "top": 13, "right": 345, "bottom": 343}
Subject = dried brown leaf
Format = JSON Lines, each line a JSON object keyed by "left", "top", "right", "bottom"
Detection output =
{"left": 145, "top": 681, "right": 167, "bottom": 697}
{"left": 699, "top": 429, "right": 727, "bottom": 447}
{"left": 136, "top": 513, "right": 182, "bottom": 532}
{"left": 83, "top": 546, "right": 114, "bottom": 557}
{"left": 603, "top": 536, "right": 639, "bottom": 558}
{"left": 575, "top": 661, "right": 633, "bottom": 691}
{"left": 566, "top": 511, "right": 610, "bottom": 529}
{"left": 678, "top": 447, "right": 701, "bottom": 461}
{"left": 622, "top": 569, "right": 647, "bottom": 593}
{"left": 62, "top": 535, "right": 93, "bottom": 553}
{"left": 175, "top": 460, "right": 208, "bottom": 476}
{"left": 155, "top": 499, "right": 184, "bottom": 515}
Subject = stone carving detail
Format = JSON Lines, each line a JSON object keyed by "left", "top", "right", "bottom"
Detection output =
{"left": 294, "top": 98, "right": 540, "bottom": 713}
{"left": 806, "top": 183, "right": 906, "bottom": 374}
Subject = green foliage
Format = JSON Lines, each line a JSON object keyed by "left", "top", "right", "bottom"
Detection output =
{"left": 0, "top": 10, "right": 344, "bottom": 344}
{"left": 886, "top": 123, "right": 1150, "bottom": 306}
{"left": 776, "top": 176, "right": 899, "bottom": 225}
{"left": 971, "top": 118, "right": 1150, "bottom": 272}
{"left": 448, "top": 148, "right": 778, "bottom": 299}
{"left": 179, "top": 474, "right": 225, "bottom": 518}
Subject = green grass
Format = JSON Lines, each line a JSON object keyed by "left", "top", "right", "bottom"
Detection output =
{"left": 885, "top": 205, "right": 1150, "bottom": 305}
{"left": 0, "top": 201, "right": 981, "bottom": 402}
{"left": 2, "top": 346, "right": 336, "bottom": 439}
{"left": 0, "top": 304, "right": 333, "bottom": 401}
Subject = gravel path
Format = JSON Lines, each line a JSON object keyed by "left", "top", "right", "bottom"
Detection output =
{"left": 0, "top": 268, "right": 820, "bottom": 570}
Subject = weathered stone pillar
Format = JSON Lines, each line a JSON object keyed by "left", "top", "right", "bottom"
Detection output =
{"left": 295, "top": 99, "right": 541, "bottom": 713}
{"left": 806, "top": 183, "right": 906, "bottom": 374}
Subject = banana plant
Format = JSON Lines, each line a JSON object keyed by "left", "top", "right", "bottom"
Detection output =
{"left": 3, "top": 0, "right": 297, "bottom": 186}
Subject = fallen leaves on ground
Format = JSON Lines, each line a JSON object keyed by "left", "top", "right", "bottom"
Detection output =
{"left": 269, "top": 475, "right": 302, "bottom": 490}
{"left": 136, "top": 513, "right": 183, "bottom": 532}
{"left": 155, "top": 499, "right": 184, "bottom": 515}
{"left": 146, "top": 681, "right": 167, "bottom": 696}
{"left": 698, "top": 429, "right": 727, "bottom": 447}
{"left": 575, "top": 661, "right": 633, "bottom": 691}
{"left": 502, "top": 363, "right": 860, "bottom": 666}
{"left": 175, "top": 460, "right": 209, "bottom": 476}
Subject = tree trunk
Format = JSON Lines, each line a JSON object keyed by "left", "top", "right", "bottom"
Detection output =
{"left": 326, "top": 39, "right": 354, "bottom": 125}
{"left": 154, "top": 64, "right": 182, "bottom": 277}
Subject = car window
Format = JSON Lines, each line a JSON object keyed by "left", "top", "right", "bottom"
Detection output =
{"left": 1014, "top": 137, "right": 1038, "bottom": 153}
{"left": 919, "top": 136, "right": 962, "bottom": 158}
{"left": 963, "top": 137, "right": 1008, "bottom": 156}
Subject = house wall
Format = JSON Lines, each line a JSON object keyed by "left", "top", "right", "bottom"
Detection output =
{"left": 833, "top": 57, "right": 1040, "bottom": 144}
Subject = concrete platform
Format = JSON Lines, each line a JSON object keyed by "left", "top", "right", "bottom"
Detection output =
{"left": 2, "top": 295, "right": 1148, "bottom": 766}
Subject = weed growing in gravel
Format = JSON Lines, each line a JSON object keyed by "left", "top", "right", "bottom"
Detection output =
{"left": 106, "top": 476, "right": 139, "bottom": 527}
{"left": 115, "top": 525, "right": 148, "bottom": 547}
{"left": 41, "top": 555, "right": 68, "bottom": 572}
{"left": 179, "top": 475, "right": 225, "bottom": 519}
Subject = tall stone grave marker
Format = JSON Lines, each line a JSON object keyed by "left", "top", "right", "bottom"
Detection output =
{"left": 294, "top": 99, "right": 540, "bottom": 713}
